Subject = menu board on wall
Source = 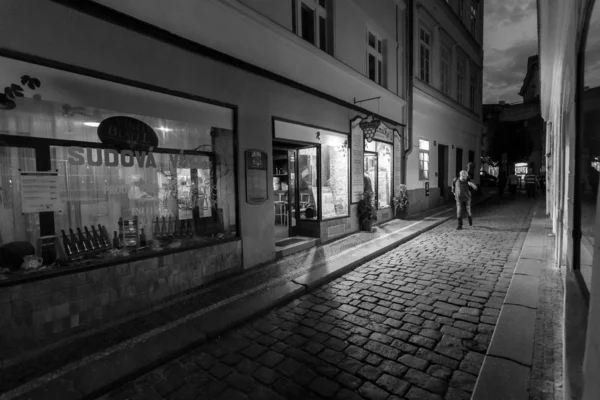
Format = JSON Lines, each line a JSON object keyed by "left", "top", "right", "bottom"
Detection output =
{"left": 393, "top": 130, "right": 402, "bottom": 190}
{"left": 245, "top": 150, "right": 268, "bottom": 204}
{"left": 351, "top": 119, "right": 364, "bottom": 203}
{"left": 20, "top": 171, "right": 61, "bottom": 213}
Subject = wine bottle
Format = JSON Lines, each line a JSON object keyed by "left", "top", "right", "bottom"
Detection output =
{"left": 69, "top": 228, "right": 81, "bottom": 253}
{"left": 91, "top": 225, "right": 104, "bottom": 248}
{"left": 112, "top": 231, "right": 120, "bottom": 249}
{"left": 84, "top": 227, "right": 97, "bottom": 250}
{"left": 61, "top": 230, "right": 74, "bottom": 256}
{"left": 118, "top": 231, "right": 124, "bottom": 248}
{"left": 97, "top": 225, "right": 109, "bottom": 247}
{"left": 77, "top": 228, "right": 89, "bottom": 252}
{"left": 139, "top": 228, "right": 147, "bottom": 247}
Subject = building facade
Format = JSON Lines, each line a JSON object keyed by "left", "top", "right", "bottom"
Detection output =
{"left": 407, "top": 0, "right": 484, "bottom": 210}
{"left": 0, "top": 0, "right": 412, "bottom": 351}
{"left": 538, "top": 0, "right": 600, "bottom": 398}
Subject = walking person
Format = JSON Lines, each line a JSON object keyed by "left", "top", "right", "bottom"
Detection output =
{"left": 452, "top": 170, "right": 478, "bottom": 230}
{"left": 524, "top": 167, "right": 539, "bottom": 198}
{"left": 508, "top": 170, "right": 519, "bottom": 197}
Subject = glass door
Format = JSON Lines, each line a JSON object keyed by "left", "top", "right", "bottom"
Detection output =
{"left": 364, "top": 152, "right": 378, "bottom": 204}
{"left": 288, "top": 149, "right": 298, "bottom": 237}
{"left": 298, "top": 146, "right": 319, "bottom": 221}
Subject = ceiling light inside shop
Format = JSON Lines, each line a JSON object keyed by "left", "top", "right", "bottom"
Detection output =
{"left": 157, "top": 127, "right": 172, "bottom": 132}
{"left": 83, "top": 122, "right": 100, "bottom": 127}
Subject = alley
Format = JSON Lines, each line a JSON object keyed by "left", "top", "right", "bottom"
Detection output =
{"left": 101, "top": 197, "right": 536, "bottom": 400}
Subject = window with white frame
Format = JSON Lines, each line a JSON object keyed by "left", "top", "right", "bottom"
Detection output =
{"left": 367, "top": 29, "right": 384, "bottom": 85}
{"left": 419, "top": 139, "right": 430, "bottom": 180}
{"left": 440, "top": 46, "right": 451, "bottom": 95}
{"left": 457, "top": 59, "right": 465, "bottom": 104}
{"left": 469, "top": 70, "right": 477, "bottom": 110}
{"left": 470, "top": 1, "right": 478, "bottom": 34}
{"left": 296, "top": 0, "right": 329, "bottom": 52}
{"left": 419, "top": 27, "right": 431, "bottom": 83}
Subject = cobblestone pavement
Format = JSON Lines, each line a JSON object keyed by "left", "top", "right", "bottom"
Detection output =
{"left": 101, "top": 197, "right": 535, "bottom": 400}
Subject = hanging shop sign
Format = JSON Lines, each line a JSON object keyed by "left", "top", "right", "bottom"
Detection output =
{"left": 245, "top": 149, "right": 268, "bottom": 204}
{"left": 373, "top": 123, "right": 394, "bottom": 143}
{"left": 351, "top": 118, "right": 364, "bottom": 203}
{"left": 97, "top": 116, "right": 159, "bottom": 150}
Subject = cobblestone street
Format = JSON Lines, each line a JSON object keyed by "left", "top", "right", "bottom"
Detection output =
{"left": 101, "top": 197, "right": 536, "bottom": 400}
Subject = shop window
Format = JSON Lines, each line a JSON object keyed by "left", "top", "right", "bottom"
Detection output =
{"left": 0, "top": 57, "right": 236, "bottom": 274}
{"left": 321, "top": 132, "right": 349, "bottom": 219}
{"left": 419, "top": 27, "right": 431, "bottom": 84}
{"left": 298, "top": 147, "right": 318, "bottom": 220}
{"left": 419, "top": 139, "right": 430, "bottom": 180}
{"left": 440, "top": 46, "right": 451, "bottom": 95}
{"left": 367, "top": 29, "right": 384, "bottom": 86}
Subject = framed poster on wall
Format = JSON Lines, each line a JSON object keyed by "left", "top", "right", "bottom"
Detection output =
{"left": 245, "top": 149, "right": 268, "bottom": 204}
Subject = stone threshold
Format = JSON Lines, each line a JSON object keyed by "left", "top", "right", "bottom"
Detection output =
{"left": 472, "top": 200, "right": 553, "bottom": 400}
{"left": 1, "top": 195, "right": 493, "bottom": 400}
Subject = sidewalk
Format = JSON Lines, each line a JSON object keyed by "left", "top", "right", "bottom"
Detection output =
{"left": 0, "top": 194, "right": 492, "bottom": 400}
{"left": 472, "top": 198, "right": 564, "bottom": 400}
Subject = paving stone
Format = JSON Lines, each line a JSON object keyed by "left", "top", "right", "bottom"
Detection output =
{"left": 236, "top": 359, "right": 260, "bottom": 375}
{"left": 404, "top": 369, "right": 447, "bottom": 394}
{"left": 364, "top": 340, "right": 400, "bottom": 360}
{"left": 257, "top": 350, "right": 285, "bottom": 368}
{"left": 278, "top": 357, "right": 303, "bottom": 377}
{"left": 324, "top": 337, "right": 349, "bottom": 351}
{"left": 253, "top": 366, "right": 278, "bottom": 385}
{"left": 226, "top": 372, "right": 256, "bottom": 393}
{"left": 334, "top": 388, "right": 365, "bottom": 400}
{"left": 241, "top": 343, "right": 268, "bottom": 359}
{"left": 209, "top": 362, "right": 234, "bottom": 380}
{"left": 248, "top": 386, "right": 285, "bottom": 400}
{"left": 365, "top": 353, "right": 383, "bottom": 366}
{"left": 398, "top": 354, "right": 429, "bottom": 371}
{"left": 309, "top": 376, "right": 340, "bottom": 398}
{"left": 345, "top": 345, "right": 370, "bottom": 361}
{"left": 391, "top": 339, "right": 419, "bottom": 354}
{"left": 358, "top": 382, "right": 390, "bottom": 400}
{"left": 195, "top": 353, "right": 216, "bottom": 370}
{"left": 376, "top": 374, "right": 410, "bottom": 397}
{"left": 440, "top": 326, "right": 475, "bottom": 340}
{"left": 459, "top": 351, "right": 485, "bottom": 375}
{"left": 320, "top": 348, "right": 346, "bottom": 365}
{"left": 449, "top": 370, "right": 477, "bottom": 393}
{"left": 388, "top": 329, "right": 411, "bottom": 341}
{"left": 291, "top": 365, "right": 318, "bottom": 386}
{"left": 444, "top": 387, "right": 472, "bottom": 400}
{"left": 434, "top": 345, "right": 464, "bottom": 361}
{"left": 405, "top": 386, "right": 443, "bottom": 400}
{"left": 215, "top": 387, "right": 249, "bottom": 400}
{"left": 415, "top": 348, "right": 460, "bottom": 369}
{"left": 336, "top": 372, "right": 363, "bottom": 390}
{"left": 357, "top": 364, "right": 384, "bottom": 381}
{"left": 338, "top": 357, "right": 364, "bottom": 374}
{"left": 379, "top": 360, "right": 409, "bottom": 378}
{"left": 426, "top": 364, "right": 453, "bottom": 380}
{"left": 408, "top": 335, "right": 437, "bottom": 349}
{"left": 273, "top": 377, "right": 306, "bottom": 399}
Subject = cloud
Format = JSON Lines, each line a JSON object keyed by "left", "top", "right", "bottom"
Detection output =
{"left": 483, "top": 0, "right": 538, "bottom": 104}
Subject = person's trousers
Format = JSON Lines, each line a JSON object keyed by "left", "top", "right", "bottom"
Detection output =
{"left": 526, "top": 183, "right": 536, "bottom": 198}
{"left": 509, "top": 184, "right": 517, "bottom": 195}
{"left": 456, "top": 199, "right": 472, "bottom": 218}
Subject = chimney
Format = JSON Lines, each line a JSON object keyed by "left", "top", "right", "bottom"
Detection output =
{"left": 499, "top": 101, "right": 506, "bottom": 105}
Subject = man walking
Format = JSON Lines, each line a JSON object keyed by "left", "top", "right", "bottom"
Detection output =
{"left": 452, "top": 170, "right": 478, "bottom": 230}
{"left": 524, "top": 167, "right": 539, "bottom": 198}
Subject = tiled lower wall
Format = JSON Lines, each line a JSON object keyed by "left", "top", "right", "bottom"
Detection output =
{"left": 407, "top": 188, "right": 445, "bottom": 214}
{"left": 0, "top": 239, "right": 242, "bottom": 351}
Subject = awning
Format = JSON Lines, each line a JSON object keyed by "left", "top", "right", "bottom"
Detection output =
{"left": 499, "top": 103, "right": 541, "bottom": 122}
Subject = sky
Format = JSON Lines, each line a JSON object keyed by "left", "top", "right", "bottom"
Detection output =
{"left": 483, "top": 0, "right": 600, "bottom": 105}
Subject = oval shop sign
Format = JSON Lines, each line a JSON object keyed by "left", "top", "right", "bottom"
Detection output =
{"left": 97, "top": 116, "right": 159, "bottom": 151}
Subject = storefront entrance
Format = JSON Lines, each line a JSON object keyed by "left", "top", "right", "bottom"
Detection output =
{"left": 273, "top": 141, "right": 320, "bottom": 243}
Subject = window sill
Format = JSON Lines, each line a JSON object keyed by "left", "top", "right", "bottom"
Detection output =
{"left": 0, "top": 235, "right": 240, "bottom": 288}
{"left": 322, "top": 214, "right": 350, "bottom": 222}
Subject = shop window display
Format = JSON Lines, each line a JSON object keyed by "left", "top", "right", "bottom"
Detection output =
{"left": 0, "top": 59, "right": 236, "bottom": 278}
{"left": 321, "top": 131, "right": 349, "bottom": 219}
{"left": 364, "top": 139, "right": 392, "bottom": 209}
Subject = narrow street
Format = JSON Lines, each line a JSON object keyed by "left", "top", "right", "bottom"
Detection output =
{"left": 102, "top": 196, "right": 536, "bottom": 400}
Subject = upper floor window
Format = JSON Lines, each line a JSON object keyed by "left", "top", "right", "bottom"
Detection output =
{"left": 297, "top": 0, "right": 328, "bottom": 52}
{"left": 419, "top": 27, "right": 431, "bottom": 84}
{"left": 367, "top": 30, "right": 384, "bottom": 85}
{"left": 440, "top": 46, "right": 451, "bottom": 95}
{"left": 458, "top": 0, "right": 464, "bottom": 20}
{"left": 457, "top": 59, "right": 465, "bottom": 104}
{"left": 470, "top": 2, "right": 478, "bottom": 34}
{"left": 469, "top": 71, "right": 477, "bottom": 110}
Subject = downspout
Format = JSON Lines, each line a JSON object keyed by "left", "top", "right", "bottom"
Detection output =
{"left": 403, "top": 0, "right": 414, "bottom": 184}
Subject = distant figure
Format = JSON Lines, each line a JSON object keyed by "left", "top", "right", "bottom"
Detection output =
{"left": 452, "top": 170, "right": 478, "bottom": 230}
{"left": 524, "top": 167, "right": 539, "bottom": 199}
{"left": 497, "top": 170, "right": 507, "bottom": 197}
{"left": 508, "top": 171, "right": 519, "bottom": 197}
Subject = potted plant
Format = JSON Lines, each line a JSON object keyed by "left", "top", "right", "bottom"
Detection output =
{"left": 357, "top": 190, "right": 377, "bottom": 231}
{"left": 392, "top": 184, "right": 409, "bottom": 219}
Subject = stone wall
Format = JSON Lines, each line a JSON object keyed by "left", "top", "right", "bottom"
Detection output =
{"left": 0, "top": 240, "right": 242, "bottom": 352}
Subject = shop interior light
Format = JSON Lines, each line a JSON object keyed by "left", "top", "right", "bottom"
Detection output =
{"left": 83, "top": 122, "right": 100, "bottom": 127}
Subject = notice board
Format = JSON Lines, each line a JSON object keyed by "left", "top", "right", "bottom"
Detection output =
{"left": 245, "top": 150, "right": 268, "bottom": 204}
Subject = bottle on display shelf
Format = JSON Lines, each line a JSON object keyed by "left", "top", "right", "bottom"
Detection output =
{"left": 91, "top": 225, "right": 105, "bottom": 248}
{"left": 139, "top": 228, "right": 147, "bottom": 247}
{"left": 118, "top": 231, "right": 124, "bottom": 248}
{"left": 61, "top": 230, "right": 74, "bottom": 256}
{"left": 97, "top": 225, "right": 109, "bottom": 248}
{"left": 84, "top": 226, "right": 97, "bottom": 250}
{"left": 69, "top": 228, "right": 82, "bottom": 253}
{"left": 76, "top": 228, "right": 89, "bottom": 252}
{"left": 112, "top": 231, "right": 120, "bottom": 249}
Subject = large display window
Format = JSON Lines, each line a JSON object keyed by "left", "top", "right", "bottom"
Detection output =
{"left": 0, "top": 57, "right": 237, "bottom": 278}
{"left": 365, "top": 138, "right": 393, "bottom": 209}
{"left": 320, "top": 131, "right": 349, "bottom": 219}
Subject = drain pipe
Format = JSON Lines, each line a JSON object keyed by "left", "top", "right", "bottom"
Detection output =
{"left": 403, "top": 0, "right": 414, "bottom": 184}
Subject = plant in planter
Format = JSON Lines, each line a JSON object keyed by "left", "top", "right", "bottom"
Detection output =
{"left": 357, "top": 190, "right": 377, "bottom": 231}
{"left": 0, "top": 75, "right": 41, "bottom": 110}
{"left": 392, "top": 184, "right": 409, "bottom": 219}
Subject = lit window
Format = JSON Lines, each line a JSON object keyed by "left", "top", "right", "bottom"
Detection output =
{"left": 419, "top": 27, "right": 431, "bottom": 83}
{"left": 440, "top": 46, "right": 450, "bottom": 95}
{"left": 457, "top": 59, "right": 465, "bottom": 104}
{"left": 367, "top": 29, "right": 384, "bottom": 86}
{"left": 419, "top": 139, "right": 430, "bottom": 180}
{"left": 296, "top": 0, "right": 329, "bottom": 52}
